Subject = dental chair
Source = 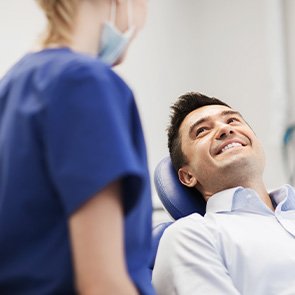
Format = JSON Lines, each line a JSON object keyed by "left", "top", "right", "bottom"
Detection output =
{"left": 149, "top": 156, "right": 206, "bottom": 270}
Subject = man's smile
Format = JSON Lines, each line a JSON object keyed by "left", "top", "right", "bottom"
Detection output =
{"left": 221, "top": 142, "right": 243, "bottom": 153}
{"left": 215, "top": 139, "right": 247, "bottom": 155}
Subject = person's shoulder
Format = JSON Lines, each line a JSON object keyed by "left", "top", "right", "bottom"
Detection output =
{"left": 59, "top": 51, "right": 124, "bottom": 83}
{"left": 29, "top": 48, "right": 130, "bottom": 93}
{"left": 24, "top": 49, "right": 134, "bottom": 109}
{"left": 157, "top": 213, "right": 219, "bottom": 259}
{"left": 168, "top": 213, "right": 204, "bottom": 229}
{"left": 163, "top": 213, "right": 210, "bottom": 241}
{"left": 66, "top": 51, "right": 128, "bottom": 86}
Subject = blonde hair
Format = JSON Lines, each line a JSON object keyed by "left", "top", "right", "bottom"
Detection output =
{"left": 36, "top": 0, "right": 80, "bottom": 46}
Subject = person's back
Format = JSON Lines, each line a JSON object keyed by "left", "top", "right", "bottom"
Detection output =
{"left": 0, "top": 0, "right": 155, "bottom": 294}
{"left": 0, "top": 45, "right": 153, "bottom": 294}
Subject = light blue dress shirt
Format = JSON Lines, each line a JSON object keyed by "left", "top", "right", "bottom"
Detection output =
{"left": 152, "top": 185, "right": 295, "bottom": 295}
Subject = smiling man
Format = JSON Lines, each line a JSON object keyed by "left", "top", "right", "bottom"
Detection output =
{"left": 152, "top": 92, "right": 295, "bottom": 295}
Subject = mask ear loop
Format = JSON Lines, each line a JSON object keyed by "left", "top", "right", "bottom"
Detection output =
{"left": 127, "top": 0, "right": 133, "bottom": 29}
{"left": 110, "top": 0, "right": 116, "bottom": 25}
{"left": 110, "top": 0, "right": 133, "bottom": 32}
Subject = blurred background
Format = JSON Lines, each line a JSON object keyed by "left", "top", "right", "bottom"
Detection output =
{"left": 1, "top": 0, "right": 294, "bottom": 225}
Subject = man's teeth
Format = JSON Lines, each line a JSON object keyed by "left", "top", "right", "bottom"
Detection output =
{"left": 221, "top": 142, "right": 242, "bottom": 153}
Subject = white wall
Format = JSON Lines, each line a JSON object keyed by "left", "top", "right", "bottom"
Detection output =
{"left": 0, "top": 0, "right": 294, "bottom": 224}
{"left": 118, "top": 0, "right": 291, "bottom": 191}
{"left": 0, "top": 0, "right": 44, "bottom": 76}
{"left": 285, "top": 0, "right": 295, "bottom": 121}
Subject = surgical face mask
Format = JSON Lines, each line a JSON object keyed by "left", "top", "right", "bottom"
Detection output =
{"left": 98, "top": 0, "right": 134, "bottom": 66}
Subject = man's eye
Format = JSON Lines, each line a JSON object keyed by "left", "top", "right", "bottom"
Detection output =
{"left": 196, "top": 127, "right": 207, "bottom": 136}
{"left": 227, "top": 117, "right": 239, "bottom": 124}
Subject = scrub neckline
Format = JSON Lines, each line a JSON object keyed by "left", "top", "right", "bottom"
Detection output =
{"left": 33, "top": 47, "right": 73, "bottom": 55}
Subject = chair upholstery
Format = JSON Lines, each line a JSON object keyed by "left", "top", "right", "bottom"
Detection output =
{"left": 154, "top": 156, "right": 206, "bottom": 220}
{"left": 150, "top": 157, "right": 206, "bottom": 270}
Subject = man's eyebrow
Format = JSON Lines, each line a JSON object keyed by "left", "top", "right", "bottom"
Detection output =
{"left": 188, "top": 109, "right": 244, "bottom": 136}
{"left": 221, "top": 110, "right": 243, "bottom": 118}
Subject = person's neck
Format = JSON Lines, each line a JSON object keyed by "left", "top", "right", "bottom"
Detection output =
{"left": 69, "top": 1, "right": 110, "bottom": 56}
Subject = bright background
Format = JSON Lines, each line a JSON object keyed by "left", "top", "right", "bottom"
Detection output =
{"left": 1, "top": 0, "right": 294, "bottom": 224}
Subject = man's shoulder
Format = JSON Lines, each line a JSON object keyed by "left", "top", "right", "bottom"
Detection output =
{"left": 169, "top": 213, "right": 204, "bottom": 227}
{"left": 162, "top": 213, "right": 215, "bottom": 243}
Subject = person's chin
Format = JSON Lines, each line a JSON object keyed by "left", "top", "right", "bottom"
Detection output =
{"left": 215, "top": 151, "right": 250, "bottom": 167}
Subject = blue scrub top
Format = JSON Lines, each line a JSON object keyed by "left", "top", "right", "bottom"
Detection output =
{"left": 0, "top": 48, "right": 155, "bottom": 295}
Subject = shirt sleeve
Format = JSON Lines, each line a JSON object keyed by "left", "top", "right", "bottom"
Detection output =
{"left": 152, "top": 214, "right": 241, "bottom": 295}
{"left": 42, "top": 62, "right": 144, "bottom": 216}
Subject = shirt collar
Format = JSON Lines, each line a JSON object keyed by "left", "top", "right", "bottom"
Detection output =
{"left": 206, "top": 186, "right": 243, "bottom": 213}
{"left": 206, "top": 184, "right": 295, "bottom": 214}
{"left": 270, "top": 184, "right": 295, "bottom": 211}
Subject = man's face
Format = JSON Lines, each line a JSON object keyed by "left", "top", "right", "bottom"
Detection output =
{"left": 178, "top": 105, "right": 265, "bottom": 197}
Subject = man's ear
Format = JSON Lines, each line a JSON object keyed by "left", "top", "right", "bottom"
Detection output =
{"left": 178, "top": 166, "right": 198, "bottom": 188}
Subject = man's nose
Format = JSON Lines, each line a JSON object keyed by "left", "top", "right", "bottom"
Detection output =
{"left": 215, "top": 124, "right": 234, "bottom": 140}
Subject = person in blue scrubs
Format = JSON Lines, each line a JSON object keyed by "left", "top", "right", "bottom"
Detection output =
{"left": 0, "top": 0, "right": 155, "bottom": 294}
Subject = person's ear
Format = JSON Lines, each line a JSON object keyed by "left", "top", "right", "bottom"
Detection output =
{"left": 178, "top": 166, "right": 198, "bottom": 188}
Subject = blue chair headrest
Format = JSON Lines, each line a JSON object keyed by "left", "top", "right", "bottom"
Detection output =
{"left": 154, "top": 157, "right": 206, "bottom": 220}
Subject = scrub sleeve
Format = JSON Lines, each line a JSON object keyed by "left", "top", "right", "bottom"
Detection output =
{"left": 44, "top": 62, "right": 142, "bottom": 215}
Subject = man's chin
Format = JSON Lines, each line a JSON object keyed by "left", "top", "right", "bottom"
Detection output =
{"left": 215, "top": 154, "right": 253, "bottom": 170}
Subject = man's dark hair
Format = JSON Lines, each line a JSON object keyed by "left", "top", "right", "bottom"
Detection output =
{"left": 167, "top": 92, "right": 230, "bottom": 172}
